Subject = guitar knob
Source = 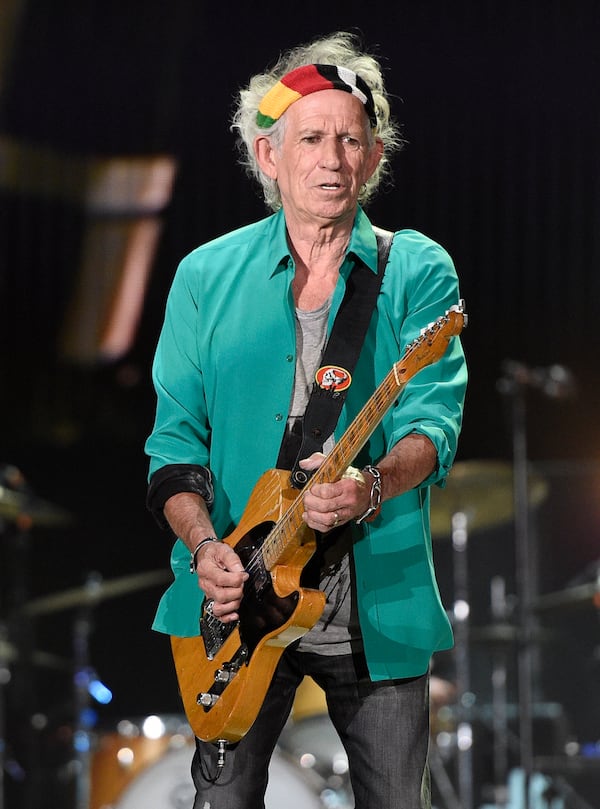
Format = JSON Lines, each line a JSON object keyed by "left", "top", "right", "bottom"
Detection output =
{"left": 215, "top": 668, "right": 233, "bottom": 683}
{"left": 197, "top": 692, "right": 219, "bottom": 707}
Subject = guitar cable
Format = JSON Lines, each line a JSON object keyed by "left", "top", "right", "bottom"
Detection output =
{"left": 199, "top": 739, "right": 229, "bottom": 783}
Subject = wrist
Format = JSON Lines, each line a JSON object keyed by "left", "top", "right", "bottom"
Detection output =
{"left": 355, "top": 465, "right": 382, "bottom": 524}
{"left": 189, "top": 536, "right": 219, "bottom": 573}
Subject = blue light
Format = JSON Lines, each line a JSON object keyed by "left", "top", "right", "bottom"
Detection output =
{"left": 89, "top": 678, "right": 113, "bottom": 704}
{"left": 73, "top": 730, "right": 91, "bottom": 753}
{"left": 80, "top": 707, "right": 98, "bottom": 728}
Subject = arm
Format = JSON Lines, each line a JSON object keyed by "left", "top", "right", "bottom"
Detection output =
{"left": 302, "top": 233, "right": 466, "bottom": 530}
{"left": 162, "top": 492, "right": 248, "bottom": 623}
{"left": 146, "top": 258, "right": 247, "bottom": 622}
{"left": 301, "top": 433, "right": 437, "bottom": 531}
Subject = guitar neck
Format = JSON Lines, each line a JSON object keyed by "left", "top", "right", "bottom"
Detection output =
{"left": 260, "top": 364, "right": 406, "bottom": 571}
{"left": 261, "top": 301, "right": 466, "bottom": 571}
{"left": 311, "top": 363, "right": 406, "bottom": 486}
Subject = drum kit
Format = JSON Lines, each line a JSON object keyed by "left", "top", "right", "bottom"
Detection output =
{"left": 88, "top": 711, "right": 328, "bottom": 809}
{"left": 0, "top": 464, "right": 352, "bottom": 809}
{"left": 1, "top": 454, "right": 598, "bottom": 809}
{"left": 427, "top": 458, "right": 600, "bottom": 809}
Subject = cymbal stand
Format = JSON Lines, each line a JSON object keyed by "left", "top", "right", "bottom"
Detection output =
{"left": 0, "top": 518, "right": 9, "bottom": 809}
{"left": 429, "top": 744, "right": 462, "bottom": 809}
{"left": 71, "top": 573, "right": 102, "bottom": 809}
{"left": 499, "top": 372, "right": 538, "bottom": 809}
{"left": 451, "top": 510, "right": 474, "bottom": 809}
{"left": 0, "top": 620, "right": 7, "bottom": 809}
{"left": 489, "top": 575, "right": 511, "bottom": 805}
{"left": 2, "top": 520, "right": 37, "bottom": 809}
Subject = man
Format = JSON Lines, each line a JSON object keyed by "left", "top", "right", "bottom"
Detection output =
{"left": 146, "top": 31, "right": 467, "bottom": 809}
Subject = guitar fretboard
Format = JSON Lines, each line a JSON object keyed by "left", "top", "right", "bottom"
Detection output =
{"left": 260, "top": 300, "right": 465, "bottom": 572}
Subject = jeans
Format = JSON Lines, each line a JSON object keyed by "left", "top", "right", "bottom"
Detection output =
{"left": 191, "top": 647, "right": 431, "bottom": 809}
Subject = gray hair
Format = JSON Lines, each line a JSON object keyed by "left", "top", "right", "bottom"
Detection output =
{"left": 231, "top": 31, "right": 404, "bottom": 212}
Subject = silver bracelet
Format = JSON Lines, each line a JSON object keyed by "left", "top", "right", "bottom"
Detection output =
{"left": 189, "top": 536, "right": 219, "bottom": 573}
{"left": 355, "top": 465, "right": 382, "bottom": 525}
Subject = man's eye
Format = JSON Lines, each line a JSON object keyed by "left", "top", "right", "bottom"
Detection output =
{"left": 341, "top": 136, "right": 360, "bottom": 150}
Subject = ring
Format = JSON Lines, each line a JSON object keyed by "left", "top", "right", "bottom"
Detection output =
{"left": 333, "top": 512, "right": 340, "bottom": 527}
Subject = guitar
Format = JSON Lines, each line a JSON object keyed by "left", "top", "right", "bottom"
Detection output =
{"left": 171, "top": 300, "right": 467, "bottom": 743}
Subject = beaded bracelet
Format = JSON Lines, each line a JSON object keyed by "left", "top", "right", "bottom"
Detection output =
{"left": 189, "top": 537, "right": 219, "bottom": 573}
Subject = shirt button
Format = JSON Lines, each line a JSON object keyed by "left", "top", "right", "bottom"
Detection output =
{"left": 275, "top": 414, "right": 283, "bottom": 422}
{"left": 286, "top": 354, "right": 294, "bottom": 362}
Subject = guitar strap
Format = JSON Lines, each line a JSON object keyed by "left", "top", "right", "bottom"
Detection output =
{"left": 278, "top": 227, "right": 394, "bottom": 488}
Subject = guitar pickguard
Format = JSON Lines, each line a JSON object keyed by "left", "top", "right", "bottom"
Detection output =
{"left": 200, "top": 520, "right": 300, "bottom": 664}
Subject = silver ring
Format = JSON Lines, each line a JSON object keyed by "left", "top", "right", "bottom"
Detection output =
{"left": 333, "top": 512, "right": 340, "bottom": 527}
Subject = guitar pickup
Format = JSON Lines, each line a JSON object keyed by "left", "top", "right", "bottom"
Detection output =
{"left": 200, "top": 598, "right": 238, "bottom": 659}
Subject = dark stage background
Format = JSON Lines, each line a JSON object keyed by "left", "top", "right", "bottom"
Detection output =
{"left": 0, "top": 2, "right": 599, "bottom": 807}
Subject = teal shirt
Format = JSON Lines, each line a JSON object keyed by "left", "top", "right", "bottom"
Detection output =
{"left": 145, "top": 206, "right": 467, "bottom": 680}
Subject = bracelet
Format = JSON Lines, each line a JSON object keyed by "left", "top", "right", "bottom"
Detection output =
{"left": 189, "top": 537, "right": 219, "bottom": 573}
{"left": 355, "top": 465, "right": 382, "bottom": 525}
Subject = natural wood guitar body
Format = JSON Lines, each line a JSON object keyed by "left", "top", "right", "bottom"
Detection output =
{"left": 171, "top": 468, "right": 326, "bottom": 742}
{"left": 170, "top": 302, "right": 466, "bottom": 743}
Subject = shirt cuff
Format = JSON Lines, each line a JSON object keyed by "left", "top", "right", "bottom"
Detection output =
{"left": 146, "top": 464, "right": 214, "bottom": 530}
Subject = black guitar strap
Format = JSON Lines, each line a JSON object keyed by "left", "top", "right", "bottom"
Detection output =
{"left": 279, "top": 227, "right": 394, "bottom": 488}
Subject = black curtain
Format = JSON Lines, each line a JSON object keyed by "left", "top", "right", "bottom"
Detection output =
{"left": 1, "top": 2, "right": 599, "bottom": 807}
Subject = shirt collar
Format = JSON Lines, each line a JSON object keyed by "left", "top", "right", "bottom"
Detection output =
{"left": 346, "top": 206, "right": 379, "bottom": 274}
{"left": 267, "top": 209, "right": 294, "bottom": 277}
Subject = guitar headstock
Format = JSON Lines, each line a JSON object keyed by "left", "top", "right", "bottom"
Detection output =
{"left": 394, "top": 299, "right": 467, "bottom": 382}
{"left": 422, "top": 299, "right": 467, "bottom": 338}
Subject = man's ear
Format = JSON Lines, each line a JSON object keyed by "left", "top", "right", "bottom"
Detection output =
{"left": 254, "top": 136, "right": 277, "bottom": 180}
{"left": 365, "top": 137, "right": 384, "bottom": 181}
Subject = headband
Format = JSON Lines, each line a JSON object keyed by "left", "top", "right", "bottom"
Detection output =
{"left": 256, "top": 64, "right": 377, "bottom": 129}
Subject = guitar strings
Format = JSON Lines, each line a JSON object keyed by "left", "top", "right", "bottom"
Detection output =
{"left": 202, "top": 310, "right": 461, "bottom": 638}
{"left": 202, "top": 362, "right": 409, "bottom": 631}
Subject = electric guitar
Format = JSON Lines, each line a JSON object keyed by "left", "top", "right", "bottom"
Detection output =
{"left": 171, "top": 300, "right": 467, "bottom": 743}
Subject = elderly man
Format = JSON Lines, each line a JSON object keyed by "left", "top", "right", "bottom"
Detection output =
{"left": 146, "top": 31, "right": 467, "bottom": 809}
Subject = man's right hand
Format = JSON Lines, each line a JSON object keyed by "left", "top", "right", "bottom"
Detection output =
{"left": 194, "top": 541, "right": 248, "bottom": 623}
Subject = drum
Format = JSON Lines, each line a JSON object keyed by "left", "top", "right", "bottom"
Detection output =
{"left": 280, "top": 677, "right": 354, "bottom": 809}
{"left": 90, "top": 714, "right": 321, "bottom": 809}
{"left": 89, "top": 715, "right": 193, "bottom": 809}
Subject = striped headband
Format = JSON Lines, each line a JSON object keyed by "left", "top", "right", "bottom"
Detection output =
{"left": 256, "top": 64, "right": 377, "bottom": 129}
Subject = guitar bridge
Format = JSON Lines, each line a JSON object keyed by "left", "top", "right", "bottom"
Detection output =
{"left": 200, "top": 599, "right": 237, "bottom": 659}
{"left": 197, "top": 644, "right": 249, "bottom": 711}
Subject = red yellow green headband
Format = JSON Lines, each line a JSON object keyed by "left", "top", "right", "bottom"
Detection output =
{"left": 256, "top": 64, "right": 377, "bottom": 129}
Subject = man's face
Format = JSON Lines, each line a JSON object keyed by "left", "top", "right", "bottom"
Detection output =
{"left": 261, "top": 89, "right": 383, "bottom": 228}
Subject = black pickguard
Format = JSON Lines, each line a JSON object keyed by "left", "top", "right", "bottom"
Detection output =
{"left": 234, "top": 521, "right": 300, "bottom": 655}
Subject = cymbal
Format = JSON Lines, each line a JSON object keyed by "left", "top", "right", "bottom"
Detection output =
{"left": 430, "top": 460, "right": 548, "bottom": 539}
{"left": 469, "top": 623, "right": 556, "bottom": 645}
{"left": 22, "top": 569, "right": 171, "bottom": 617}
{"left": 0, "top": 639, "right": 71, "bottom": 670}
{"left": 0, "top": 484, "right": 73, "bottom": 527}
{"left": 534, "top": 582, "right": 600, "bottom": 613}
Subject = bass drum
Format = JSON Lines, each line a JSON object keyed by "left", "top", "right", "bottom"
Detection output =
{"left": 279, "top": 677, "right": 354, "bottom": 809}
{"left": 90, "top": 714, "right": 321, "bottom": 809}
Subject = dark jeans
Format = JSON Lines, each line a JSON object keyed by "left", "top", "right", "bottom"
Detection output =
{"left": 191, "top": 647, "right": 431, "bottom": 809}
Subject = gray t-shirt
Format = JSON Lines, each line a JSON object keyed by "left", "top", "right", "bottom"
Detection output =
{"left": 288, "top": 300, "right": 362, "bottom": 655}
